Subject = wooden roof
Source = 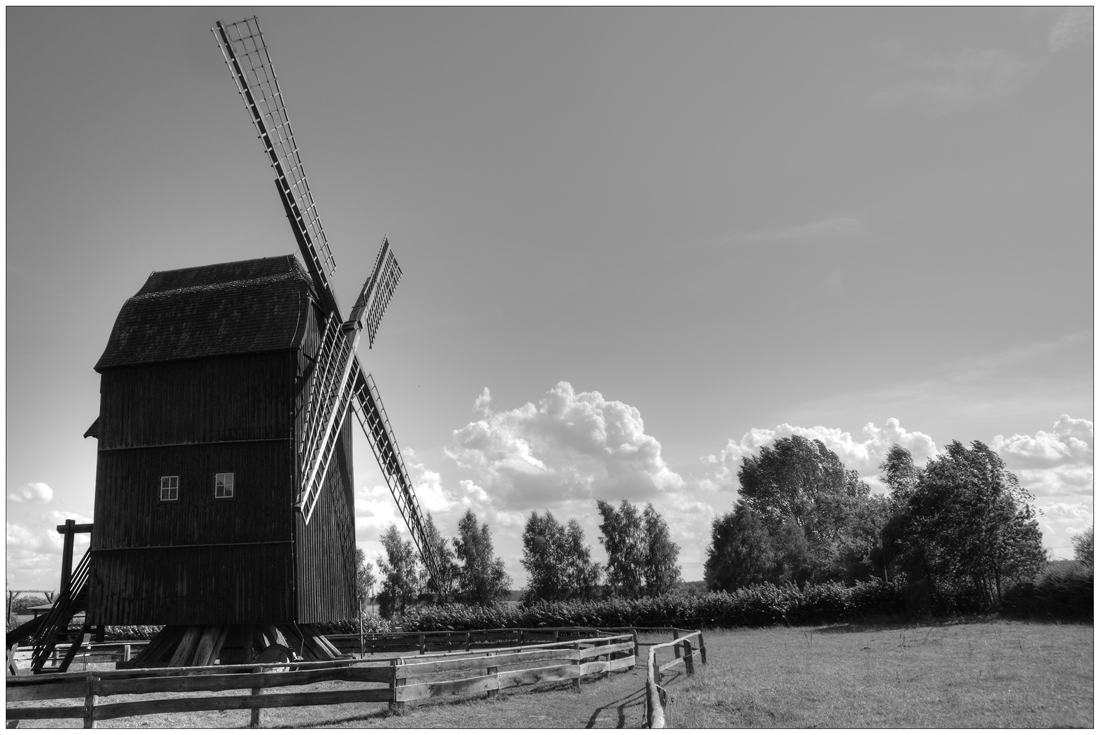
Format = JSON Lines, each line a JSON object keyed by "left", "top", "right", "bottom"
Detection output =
{"left": 95, "top": 255, "right": 319, "bottom": 370}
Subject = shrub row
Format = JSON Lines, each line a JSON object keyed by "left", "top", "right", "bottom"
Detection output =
{"left": 402, "top": 578, "right": 907, "bottom": 632}
{"left": 1002, "top": 562, "right": 1093, "bottom": 621}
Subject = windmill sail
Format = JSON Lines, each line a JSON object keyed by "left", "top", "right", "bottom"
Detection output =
{"left": 352, "top": 376, "right": 442, "bottom": 589}
{"left": 213, "top": 17, "right": 338, "bottom": 311}
{"left": 215, "top": 15, "right": 442, "bottom": 595}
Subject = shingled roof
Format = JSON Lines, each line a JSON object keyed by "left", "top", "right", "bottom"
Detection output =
{"left": 95, "top": 255, "right": 319, "bottom": 370}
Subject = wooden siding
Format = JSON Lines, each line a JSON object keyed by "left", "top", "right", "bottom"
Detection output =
{"left": 294, "top": 418, "right": 357, "bottom": 622}
{"left": 97, "top": 354, "right": 295, "bottom": 450}
{"left": 292, "top": 300, "right": 357, "bottom": 623}
{"left": 91, "top": 441, "right": 293, "bottom": 549}
{"left": 89, "top": 545, "right": 293, "bottom": 625}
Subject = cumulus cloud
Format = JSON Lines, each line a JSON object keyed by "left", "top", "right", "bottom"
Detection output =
{"left": 712, "top": 418, "right": 938, "bottom": 490}
{"left": 990, "top": 416, "right": 1093, "bottom": 557}
{"left": 9, "top": 482, "right": 54, "bottom": 504}
{"left": 1048, "top": 8, "right": 1092, "bottom": 53}
{"left": 7, "top": 510, "right": 93, "bottom": 589}
{"left": 447, "top": 382, "right": 684, "bottom": 511}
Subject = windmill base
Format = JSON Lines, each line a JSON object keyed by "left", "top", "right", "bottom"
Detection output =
{"left": 119, "top": 623, "right": 345, "bottom": 669}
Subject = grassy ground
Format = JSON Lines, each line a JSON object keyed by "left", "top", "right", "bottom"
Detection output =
{"left": 9, "top": 619, "right": 1092, "bottom": 728}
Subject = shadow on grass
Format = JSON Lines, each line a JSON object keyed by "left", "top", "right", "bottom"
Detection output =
{"left": 584, "top": 685, "right": 646, "bottom": 729}
{"left": 811, "top": 614, "right": 1001, "bottom": 635}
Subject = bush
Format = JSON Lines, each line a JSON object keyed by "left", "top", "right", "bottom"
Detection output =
{"left": 400, "top": 579, "right": 907, "bottom": 632}
{"left": 1002, "top": 561, "right": 1093, "bottom": 621}
{"left": 314, "top": 612, "right": 395, "bottom": 636}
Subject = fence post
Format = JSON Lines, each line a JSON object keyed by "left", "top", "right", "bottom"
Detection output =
{"left": 249, "top": 665, "right": 263, "bottom": 727}
{"left": 82, "top": 674, "right": 98, "bottom": 729}
{"left": 465, "top": 631, "right": 471, "bottom": 652}
{"left": 671, "top": 630, "right": 681, "bottom": 662}
{"left": 697, "top": 629, "right": 707, "bottom": 666}
{"left": 122, "top": 643, "right": 131, "bottom": 665}
{"left": 418, "top": 633, "right": 425, "bottom": 655}
{"left": 573, "top": 641, "right": 582, "bottom": 689}
{"left": 683, "top": 638, "right": 695, "bottom": 676}
{"left": 391, "top": 657, "right": 405, "bottom": 713}
{"left": 486, "top": 651, "right": 499, "bottom": 700}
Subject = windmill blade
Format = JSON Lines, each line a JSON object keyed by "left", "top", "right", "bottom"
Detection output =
{"left": 213, "top": 17, "right": 339, "bottom": 314}
{"left": 352, "top": 375, "right": 442, "bottom": 587}
{"left": 349, "top": 238, "right": 403, "bottom": 348}
{"left": 297, "top": 315, "right": 358, "bottom": 524}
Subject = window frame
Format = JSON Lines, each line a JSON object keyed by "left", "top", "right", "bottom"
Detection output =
{"left": 159, "top": 475, "right": 179, "bottom": 503}
{"left": 214, "top": 472, "right": 235, "bottom": 500}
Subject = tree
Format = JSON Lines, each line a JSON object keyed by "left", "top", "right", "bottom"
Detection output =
{"left": 453, "top": 509, "right": 512, "bottom": 605}
{"left": 1071, "top": 526, "right": 1093, "bottom": 567}
{"left": 420, "top": 512, "right": 458, "bottom": 604}
{"left": 354, "top": 546, "right": 376, "bottom": 608}
{"left": 736, "top": 434, "right": 880, "bottom": 584}
{"left": 376, "top": 524, "right": 420, "bottom": 619}
{"left": 521, "top": 511, "right": 601, "bottom": 603}
{"left": 643, "top": 504, "right": 682, "bottom": 595}
{"left": 898, "top": 441, "right": 1046, "bottom": 608}
{"left": 704, "top": 500, "right": 775, "bottom": 591}
{"left": 597, "top": 500, "right": 682, "bottom": 597}
{"left": 596, "top": 500, "right": 646, "bottom": 597}
{"left": 738, "top": 435, "right": 869, "bottom": 550}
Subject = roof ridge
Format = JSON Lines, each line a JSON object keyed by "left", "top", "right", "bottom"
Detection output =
{"left": 128, "top": 270, "right": 305, "bottom": 303}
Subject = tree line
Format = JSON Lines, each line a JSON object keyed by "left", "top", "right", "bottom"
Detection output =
{"left": 704, "top": 435, "right": 1052, "bottom": 611}
{"left": 362, "top": 433, "right": 1078, "bottom": 620}
{"left": 363, "top": 499, "right": 683, "bottom": 618}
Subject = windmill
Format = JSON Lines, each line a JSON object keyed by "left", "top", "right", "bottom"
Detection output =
{"left": 21, "top": 16, "right": 444, "bottom": 670}
{"left": 208, "top": 18, "right": 440, "bottom": 581}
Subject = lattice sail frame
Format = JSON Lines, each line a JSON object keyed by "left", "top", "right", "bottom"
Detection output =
{"left": 213, "top": 15, "right": 443, "bottom": 595}
{"left": 213, "top": 18, "right": 337, "bottom": 290}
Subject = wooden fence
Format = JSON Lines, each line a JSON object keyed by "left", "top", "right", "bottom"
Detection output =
{"left": 5, "top": 633, "right": 634, "bottom": 728}
{"left": 643, "top": 629, "right": 706, "bottom": 728}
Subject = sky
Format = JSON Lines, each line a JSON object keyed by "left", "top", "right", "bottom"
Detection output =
{"left": 5, "top": 7, "right": 1093, "bottom": 592}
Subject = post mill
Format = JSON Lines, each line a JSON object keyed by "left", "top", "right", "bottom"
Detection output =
{"left": 9, "top": 16, "right": 441, "bottom": 672}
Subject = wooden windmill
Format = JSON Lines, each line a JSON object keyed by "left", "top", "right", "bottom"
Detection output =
{"left": 74, "top": 16, "right": 441, "bottom": 668}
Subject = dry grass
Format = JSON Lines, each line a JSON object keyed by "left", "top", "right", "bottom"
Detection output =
{"left": 8, "top": 620, "right": 1092, "bottom": 728}
{"left": 670, "top": 619, "right": 1093, "bottom": 728}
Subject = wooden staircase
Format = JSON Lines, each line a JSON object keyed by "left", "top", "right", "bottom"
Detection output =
{"left": 25, "top": 548, "right": 93, "bottom": 674}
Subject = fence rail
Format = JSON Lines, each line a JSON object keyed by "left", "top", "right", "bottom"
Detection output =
{"left": 5, "top": 632, "right": 634, "bottom": 728}
{"left": 643, "top": 628, "right": 706, "bottom": 728}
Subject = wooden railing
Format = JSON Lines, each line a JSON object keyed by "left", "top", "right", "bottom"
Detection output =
{"left": 643, "top": 628, "right": 706, "bottom": 728}
{"left": 5, "top": 632, "right": 634, "bottom": 728}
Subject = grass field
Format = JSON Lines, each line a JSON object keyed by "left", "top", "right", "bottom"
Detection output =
{"left": 10, "top": 619, "right": 1092, "bottom": 728}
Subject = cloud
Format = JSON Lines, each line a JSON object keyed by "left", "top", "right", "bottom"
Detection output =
{"left": 990, "top": 416, "right": 1093, "bottom": 559}
{"left": 875, "top": 44, "right": 1039, "bottom": 115}
{"left": 447, "top": 382, "right": 684, "bottom": 512}
{"left": 6, "top": 510, "right": 94, "bottom": 589}
{"left": 720, "top": 217, "right": 863, "bottom": 246}
{"left": 713, "top": 418, "right": 938, "bottom": 490}
{"left": 9, "top": 482, "right": 54, "bottom": 504}
{"left": 1048, "top": 8, "right": 1093, "bottom": 53}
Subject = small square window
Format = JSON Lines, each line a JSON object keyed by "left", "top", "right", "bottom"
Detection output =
{"left": 160, "top": 476, "right": 179, "bottom": 502}
{"left": 214, "top": 472, "right": 235, "bottom": 499}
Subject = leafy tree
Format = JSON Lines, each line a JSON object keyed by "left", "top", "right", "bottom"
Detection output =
{"left": 1071, "top": 526, "right": 1093, "bottom": 567}
{"left": 596, "top": 500, "right": 646, "bottom": 597}
{"left": 453, "top": 509, "right": 512, "bottom": 605}
{"left": 898, "top": 441, "right": 1046, "bottom": 608}
{"left": 521, "top": 511, "right": 601, "bottom": 603}
{"left": 596, "top": 500, "right": 681, "bottom": 597}
{"left": 735, "top": 434, "right": 881, "bottom": 585}
{"left": 420, "top": 512, "right": 458, "bottom": 604}
{"left": 643, "top": 504, "right": 682, "bottom": 595}
{"left": 704, "top": 500, "right": 775, "bottom": 591}
{"left": 563, "top": 519, "right": 602, "bottom": 599}
{"left": 354, "top": 546, "right": 376, "bottom": 607}
{"left": 376, "top": 524, "right": 420, "bottom": 619}
{"left": 738, "top": 435, "right": 870, "bottom": 552}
